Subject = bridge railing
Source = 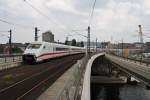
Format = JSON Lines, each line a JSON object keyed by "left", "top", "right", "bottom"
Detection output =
{"left": 109, "top": 53, "right": 150, "bottom": 66}
{"left": 54, "top": 56, "right": 88, "bottom": 100}
{"left": 126, "top": 57, "right": 150, "bottom": 65}
{"left": 0, "top": 54, "right": 22, "bottom": 70}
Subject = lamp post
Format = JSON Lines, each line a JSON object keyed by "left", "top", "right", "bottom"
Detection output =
{"left": 87, "top": 26, "right": 90, "bottom": 57}
{"left": 114, "top": 41, "right": 119, "bottom": 56}
{"left": 122, "top": 38, "right": 124, "bottom": 57}
{"left": 8, "top": 29, "right": 12, "bottom": 55}
{"left": 96, "top": 38, "right": 97, "bottom": 53}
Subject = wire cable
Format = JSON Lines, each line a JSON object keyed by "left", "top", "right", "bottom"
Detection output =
{"left": 41, "top": 1, "right": 85, "bottom": 34}
{"left": 89, "top": 0, "right": 97, "bottom": 26}
{"left": 0, "top": 18, "right": 34, "bottom": 29}
{"left": 0, "top": 18, "right": 14, "bottom": 25}
{"left": 0, "top": 31, "right": 8, "bottom": 32}
{"left": 0, "top": 33, "right": 9, "bottom": 38}
{"left": 24, "top": 0, "right": 90, "bottom": 40}
{"left": 24, "top": 0, "right": 67, "bottom": 32}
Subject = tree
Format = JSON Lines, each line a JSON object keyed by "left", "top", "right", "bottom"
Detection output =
{"left": 65, "top": 40, "right": 68, "bottom": 45}
{"left": 76, "top": 41, "right": 84, "bottom": 47}
{"left": 76, "top": 42, "right": 80, "bottom": 47}
{"left": 71, "top": 39, "right": 76, "bottom": 46}
{"left": 80, "top": 41, "right": 84, "bottom": 47}
{"left": 12, "top": 47, "right": 23, "bottom": 53}
{"left": 0, "top": 47, "right": 3, "bottom": 54}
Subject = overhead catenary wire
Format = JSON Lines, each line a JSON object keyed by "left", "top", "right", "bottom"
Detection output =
{"left": 71, "top": 29, "right": 87, "bottom": 32}
{"left": 88, "top": 0, "right": 97, "bottom": 26}
{"left": 24, "top": 0, "right": 68, "bottom": 32}
{"left": 0, "top": 18, "right": 14, "bottom": 25}
{"left": 24, "top": 0, "right": 89, "bottom": 39}
{"left": 0, "top": 33, "right": 9, "bottom": 38}
{"left": 0, "top": 18, "right": 34, "bottom": 29}
{"left": 0, "top": 31, "right": 9, "bottom": 32}
{"left": 41, "top": 1, "right": 86, "bottom": 34}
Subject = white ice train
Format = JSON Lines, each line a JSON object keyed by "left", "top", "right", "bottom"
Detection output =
{"left": 23, "top": 42, "right": 85, "bottom": 63}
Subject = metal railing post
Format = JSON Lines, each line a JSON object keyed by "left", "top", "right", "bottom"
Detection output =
{"left": 5, "top": 56, "right": 6, "bottom": 63}
{"left": 13, "top": 55, "right": 14, "bottom": 62}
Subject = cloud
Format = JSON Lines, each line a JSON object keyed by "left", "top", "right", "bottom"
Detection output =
{"left": 143, "top": 0, "right": 150, "bottom": 15}
{"left": 90, "top": 0, "right": 142, "bottom": 42}
{"left": 0, "top": 0, "right": 150, "bottom": 43}
{"left": 45, "top": 0, "right": 86, "bottom": 16}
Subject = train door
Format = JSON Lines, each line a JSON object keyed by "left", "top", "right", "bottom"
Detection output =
{"left": 47, "top": 43, "right": 53, "bottom": 59}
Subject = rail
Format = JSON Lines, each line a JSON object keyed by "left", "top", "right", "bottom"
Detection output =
{"left": 54, "top": 56, "right": 88, "bottom": 100}
{"left": 0, "top": 54, "right": 84, "bottom": 100}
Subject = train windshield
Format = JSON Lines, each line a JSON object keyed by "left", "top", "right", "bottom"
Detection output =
{"left": 27, "top": 44, "right": 41, "bottom": 49}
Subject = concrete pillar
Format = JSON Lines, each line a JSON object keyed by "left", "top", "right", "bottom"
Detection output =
{"left": 127, "top": 76, "right": 131, "bottom": 84}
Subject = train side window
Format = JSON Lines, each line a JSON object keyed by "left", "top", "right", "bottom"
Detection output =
{"left": 56, "top": 47, "right": 68, "bottom": 51}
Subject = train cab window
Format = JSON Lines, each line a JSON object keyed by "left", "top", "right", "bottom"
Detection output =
{"left": 27, "top": 44, "right": 41, "bottom": 49}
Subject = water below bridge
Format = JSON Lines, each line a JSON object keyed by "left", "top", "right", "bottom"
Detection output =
{"left": 91, "top": 83, "right": 150, "bottom": 100}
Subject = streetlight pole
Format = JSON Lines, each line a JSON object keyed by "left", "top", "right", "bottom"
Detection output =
{"left": 35, "top": 27, "right": 40, "bottom": 41}
{"left": 8, "top": 29, "right": 12, "bottom": 54}
{"left": 87, "top": 26, "right": 90, "bottom": 57}
{"left": 138, "top": 25, "right": 144, "bottom": 61}
{"left": 122, "top": 38, "right": 123, "bottom": 57}
{"left": 96, "top": 38, "right": 97, "bottom": 52}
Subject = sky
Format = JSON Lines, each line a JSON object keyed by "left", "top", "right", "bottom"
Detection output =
{"left": 0, "top": 0, "right": 150, "bottom": 43}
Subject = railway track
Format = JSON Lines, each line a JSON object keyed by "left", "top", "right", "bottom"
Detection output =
{"left": 106, "top": 54, "right": 150, "bottom": 86}
{"left": 0, "top": 54, "right": 84, "bottom": 100}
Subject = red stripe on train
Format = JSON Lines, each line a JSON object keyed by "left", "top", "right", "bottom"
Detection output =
{"left": 37, "top": 52, "right": 68, "bottom": 58}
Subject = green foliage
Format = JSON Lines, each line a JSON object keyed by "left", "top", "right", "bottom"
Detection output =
{"left": 65, "top": 40, "right": 68, "bottom": 45}
{"left": 12, "top": 47, "right": 23, "bottom": 53}
{"left": 76, "top": 41, "right": 84, "bottom": 47}
{"left": 80, "top": 41, "right": 84, "bottom": 47}
{"left": 145, "top": 42, "right": 150, "bottom": 53}
{"left": 0, "top": 47, "right": 3, "bottom": 53}
{"left": 71, "top": 39, "right": 76, "bottom": 46}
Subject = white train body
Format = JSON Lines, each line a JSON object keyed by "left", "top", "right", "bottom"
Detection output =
{"left": 23, "top": 42, "right": 85, "bottom": 63}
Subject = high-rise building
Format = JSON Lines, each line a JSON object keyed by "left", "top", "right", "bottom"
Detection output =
{"left": 42, "top": 31, "right": 54, "bottom": 42}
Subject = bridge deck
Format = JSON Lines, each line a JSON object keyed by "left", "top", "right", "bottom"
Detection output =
{"left": 106, "top": 54, "right": 150, "bottom": 85}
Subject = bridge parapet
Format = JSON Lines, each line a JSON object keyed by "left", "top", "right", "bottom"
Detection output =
{"left": 81, "top": 53, "right": 105, "bottom": 100}
{"left": 52, "top": 56, "right": 88, "bottom": 100}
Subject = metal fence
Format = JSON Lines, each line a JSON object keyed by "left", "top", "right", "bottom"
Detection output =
{"left": 109, "top": 53, "right": 150, "bottom": 66}
{"left": 54, "top": 56, "right": 88, "bottom": 100}
{"left": 0, "top": 54, "right": 22, "bottom": 70}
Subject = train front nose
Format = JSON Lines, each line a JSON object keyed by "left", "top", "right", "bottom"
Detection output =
{"left": 23, "top": 54, "right": 36, "bottom": 63}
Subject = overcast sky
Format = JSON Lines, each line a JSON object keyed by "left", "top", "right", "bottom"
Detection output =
{"left": 0, "top": 0, "right": 150, "bottom": 43}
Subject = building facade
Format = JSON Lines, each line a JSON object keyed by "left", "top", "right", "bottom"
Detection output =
{"left": 42, "top": 31, "right": 54, "bottom": 43}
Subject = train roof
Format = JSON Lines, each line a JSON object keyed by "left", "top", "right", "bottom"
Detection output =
{"left": 29, "top": 41, "right": 84, "bottom": 49}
